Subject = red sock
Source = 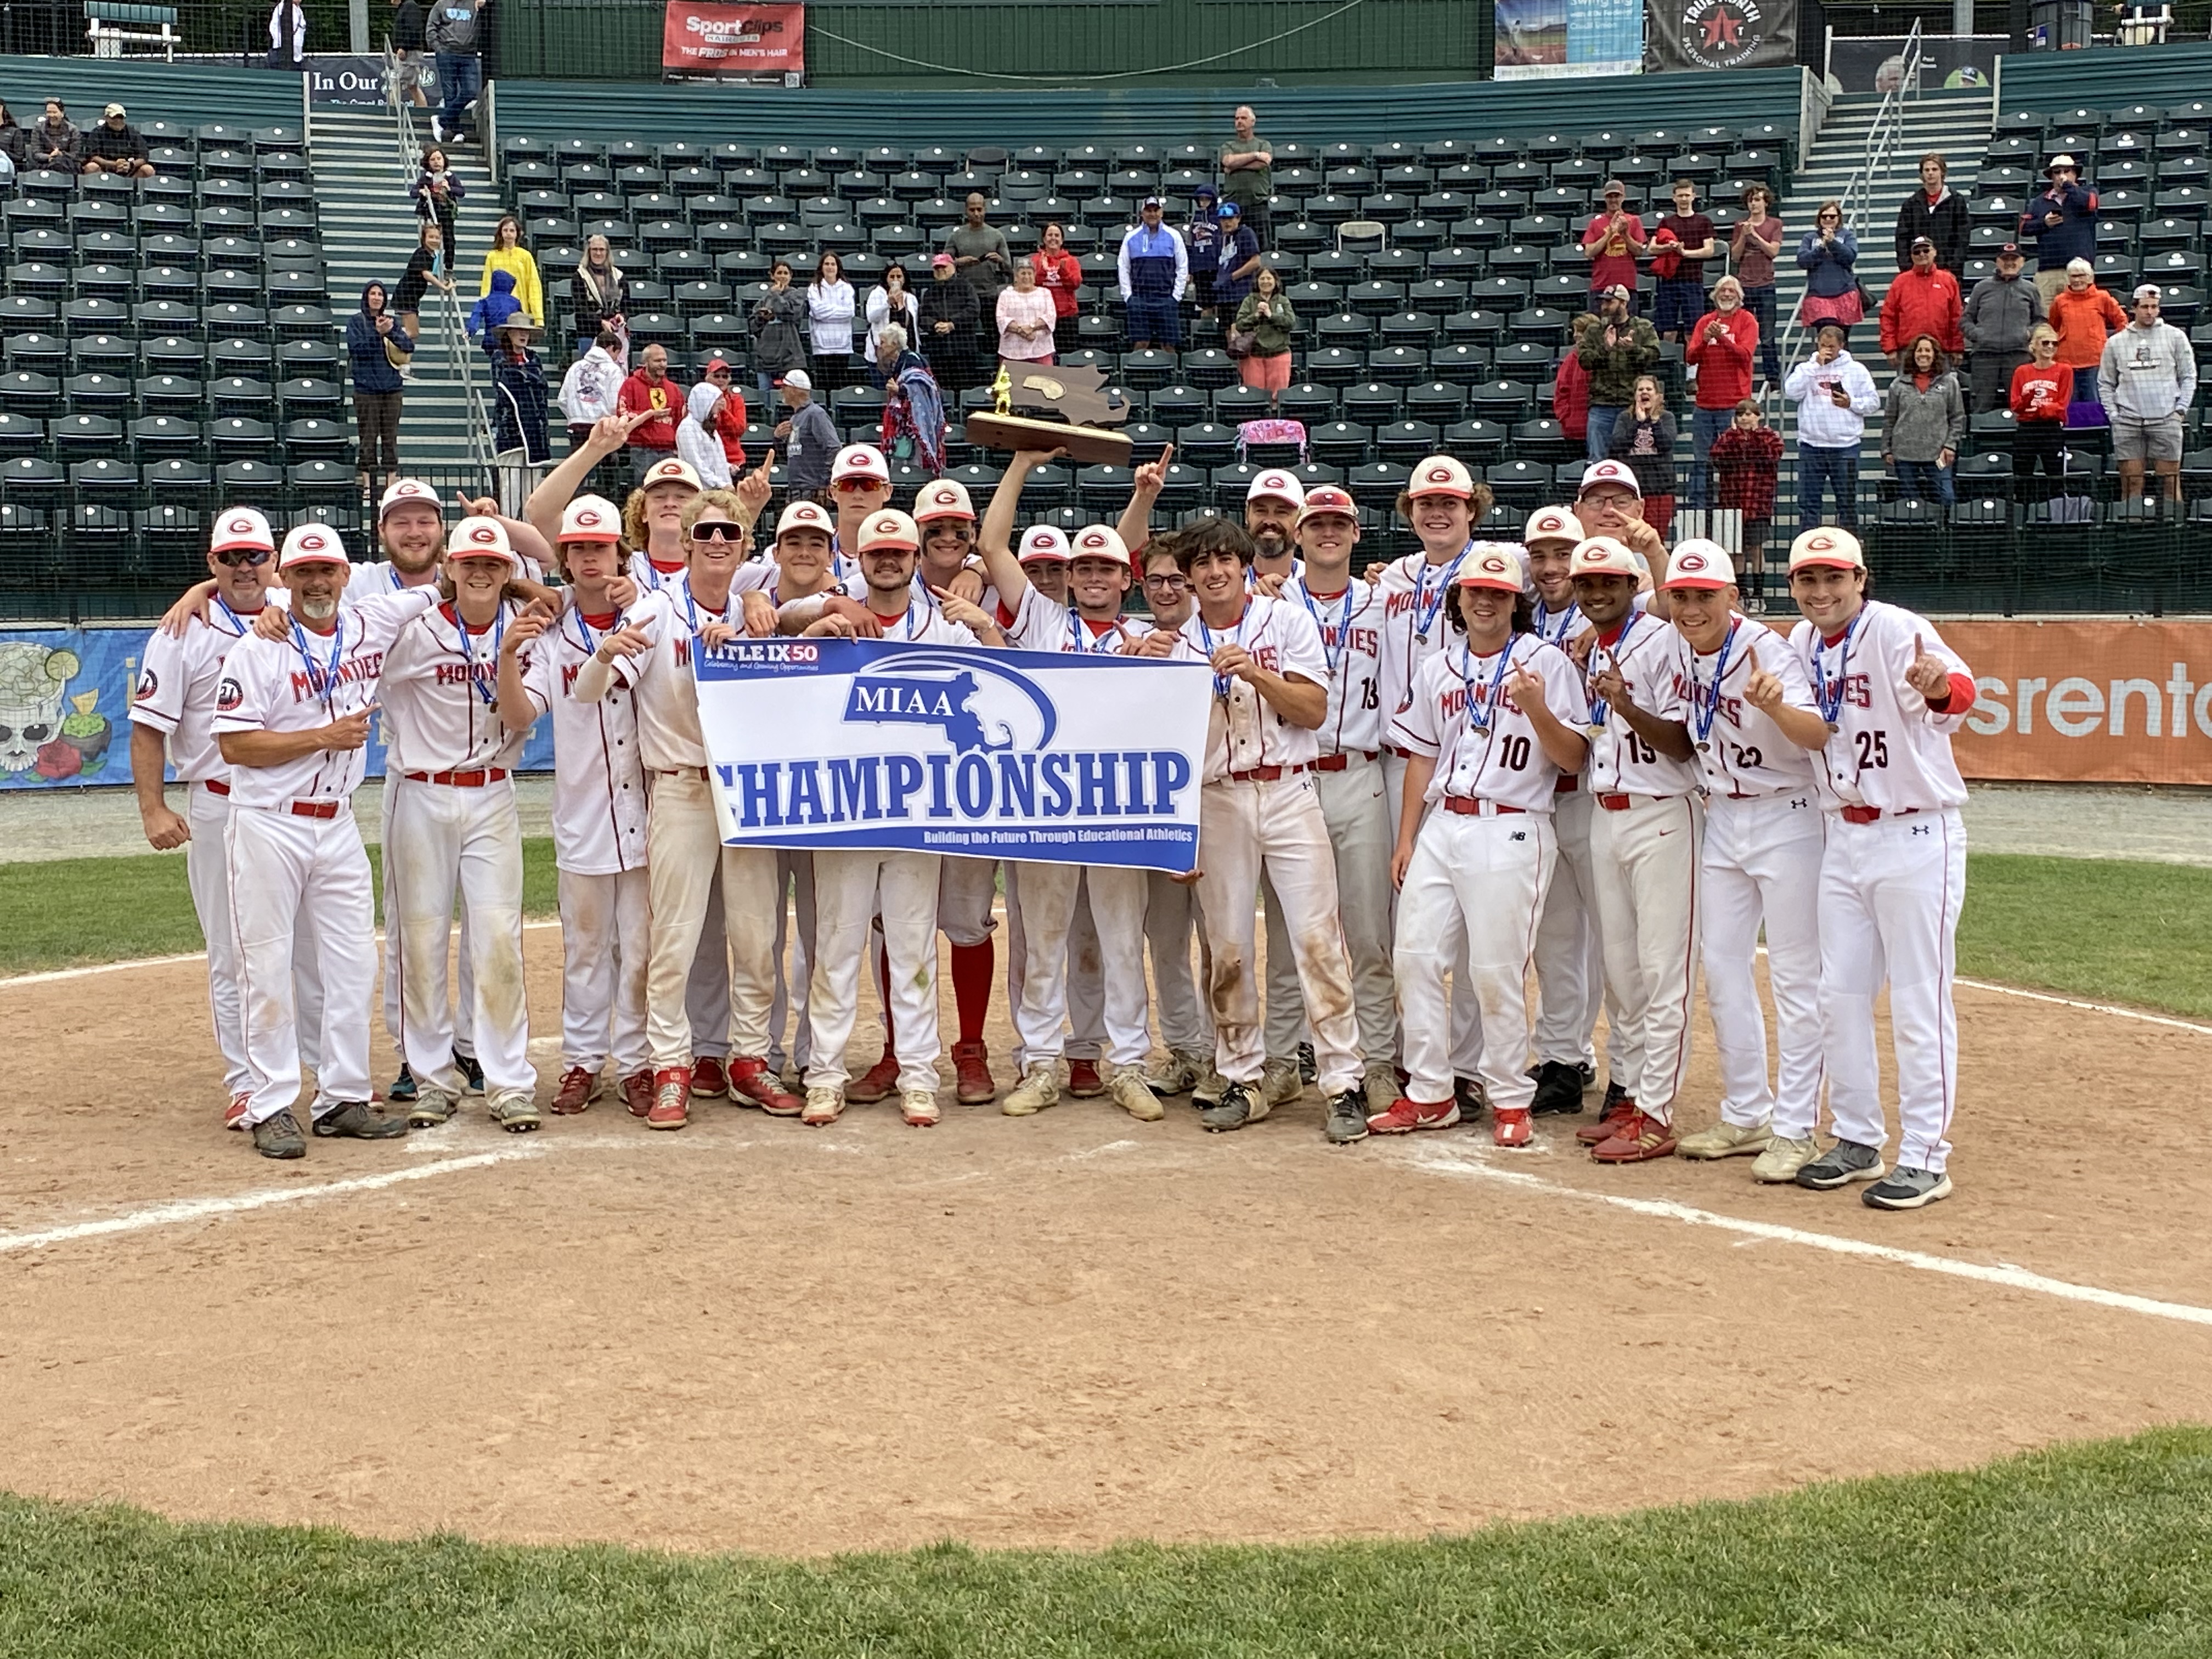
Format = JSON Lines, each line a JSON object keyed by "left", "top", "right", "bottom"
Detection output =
{"left": 950, "top": 939, "right": 994, "bottom": 1046}
{"left": 874, "top": 933, "right": 895, "bottom": 1059}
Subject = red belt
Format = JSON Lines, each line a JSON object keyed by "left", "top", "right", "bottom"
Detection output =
{"left": 404, "top": 768, "right": 509, "bottom": 787}
{"left": 1554, "top": 774, "right": 1578, "bottom": 793}
{"left": 1597, "top": 792, "right": 1681, "bottom": 811}
{"left": 204, "top": 778, "right": 231, "bottom": 796}
{"left": 1311, "top": 750, "right": 1378, "bottom": 772}
{"left": 289, "top": 800, "right": 341, "bottom": 820}
{"left": 654, "top": 765, "right": 711, "bottom": 780}
{"left": 1227, "top": 763, "right": 1311, "bottom": 782}
{"left": 1386, "top": 744, "right": 1417, "bottom": 760}
{"left": 1842, "top": 805, "right": 1918, "bottom": 825}
{"left": 1443, "top": 797, "right": 1524, "bottom": 816}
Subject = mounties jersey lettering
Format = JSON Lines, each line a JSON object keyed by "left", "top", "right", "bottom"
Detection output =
{"left": 1325, "top": 623, "right": 1380, "bottom": 657}
{"left": 287, "top": 652, "right": 384, "bottom": 704}
{"left": 434, "top": 659, "right": 500, "bottom": 689}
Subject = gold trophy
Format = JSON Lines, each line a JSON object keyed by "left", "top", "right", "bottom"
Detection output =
{"left": 964, "top": 363, "right": 1134, "bottom": 466}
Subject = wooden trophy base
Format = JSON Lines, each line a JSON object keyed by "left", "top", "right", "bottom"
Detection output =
{"left": 965, "top": 413, "right": 1133, "bottom": 467}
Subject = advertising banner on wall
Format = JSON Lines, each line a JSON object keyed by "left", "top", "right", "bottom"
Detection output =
{"left": 1496, "top": 0, "right": 1643, "bottom": 77}
{"left": 1949, "top": 619, "right": 2212, "bottom": 785}
{"left": 1645, "top": 0, "right": 1796, "bottom": 74}
{"left": 662, "top": 2, "right": 806, "bottom": 77}
{"left": 1823, "top": 34, "right": 2002, "bottom": 96}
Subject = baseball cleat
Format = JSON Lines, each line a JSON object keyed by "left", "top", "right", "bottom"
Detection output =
{"left": 452, "top": 1049, "right": 486, "bottom": 1096}
{"left": 1576, "top": 1094, "right": 1638, "bottom": 1145}
{"left": 1362, "top": 1064, "right": 1400, "bottom": 1120}
{"left": 1588, "top": 1109, "right": 1677, "bottom": 1164}
{"left": 622, "top": 1071, "right": 655, "bottom": 1119}
{"left": 550, "top": 1066, "right": 599, "bottom": 1116}
{"left": 251, "top": 1109, "right": 306, "bottom": 1159}
{"left": 1066, "top": 1058, "right": 1105, "bottom": 1098}
{"left": 801, "top": 1084, "right": 845, "bottom": 1126}
{"left": 1200, "top": 1080, "right": 1263, "bottom": 1133}
{"left": 1001, "top": 1061, "right": 1060, "bottom": 1117}
{"left": 900, "top": 1086, "right": 942, "bottom": 1127}
{"left": 1600, "top": 1079, "right": 1629, "bottom": 1114}
{"left": 729, "top": 1056, "right": 803, "bottom": 1116}
{"left": 1296, "top": 1040, "right": 1318, "bottom": 1084}
{"left": 1862, "top": 1166, "right": 1953, "bottom": 1210}
{"left": 1260, "top": 1056, "right": 1303, "bottom": 1109}
{"left": 385, "top": 1065, "right": 419, "bottom": 1105}
{"left": 405, "top": 1088, "right": 459, "bottom": 1128}
{"left": 1453, "top": 1075, "right": 1491, "bottom": 1120}
{"left": 646, "top": 1068, "right": 690, "bottom": 1131}
{"left": 1679, "top": 1119, "right": 1773, "bottom": 1160}
{"left": 1365, "top": 1096, "right": 1460, "bottom": 1135}
{"left": 1324, "top": 1088, "right": 1370, "bottom": 1144}
{"left": 1109, "top": 1069, "right": 1165, "bottom": 1122}
{"left": 1190, "top": 1059, "right": 1226, "bottom": 1110}
{"left": 951, "top": 1040, "right": 997, "bottom": 1103}
{"left": 1529, "top": 1060, "right": 1588, "bottom": 1115}
{"left": 847, "top": 1050, "right": 899, "bottom": 1104}
{"left": 489, "top": 1090, "right": 541, "bottom": 1133}
{"left": 225, "top": 1091, "right": 252, "bottom": 1131}
{"left": 1751, "top": 1135, "right": 1820, "bottom": 1183}
{"left": 1492, "top": 1107, "right": 1534, "bottom": 1148}
{"left": 1795, "top": 1139, "right": 1887, "bottom": 1190}
{"left": 689, "top": 1056, "right": 730, "bottom": 1099}
{"left": 314, "top": 1101, "right": 410, "bottom": 1141}
{"left": 1141, "top": 1048, "right": 1197, "bottom": 1096}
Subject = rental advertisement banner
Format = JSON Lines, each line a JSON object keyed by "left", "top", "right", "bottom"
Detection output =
{"left": 1645, "top": 0, "right": 1796, "bottom": 73}
{"left": 662, "top": 2, "right": 805, "bottom": 76}
{"left": 0, "top": 628, "right": 552, "bottom": 791}
{"left": 1950, "top": 619, "right": 2212, "bottom": 785}
{"left": 692, "top": 637, "right": 1209, "bottom": 872}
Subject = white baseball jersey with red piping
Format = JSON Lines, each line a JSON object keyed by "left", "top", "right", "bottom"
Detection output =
{"left": 132, "top": 606, "right": 253, "bottom": 783}
{"left": 1156, "top": 595, "right": 1329, "bottom": 780}
{"left": 1373, "top": 543, "right": 1473, "bottom": 724}
{"left": 1391, "top": 634, "right": 1585, "bottom": 812}
{"left": 1583, "top": 612, "right": 1701, "bottom": 796}
{"left": 379, "top": 601, "right": 534, "bottom": 776}
{"left": 1284, "top": 573, "right": 1384, "bottom": 755}
{"left": 1685, "top": 618, "right": 1820, "bottom": 799}
{"left": 516, "top": 606, "right": 650, "bottom": 876}
{"left": 1787, "top": 600, "right": 1973, "bottom": 813}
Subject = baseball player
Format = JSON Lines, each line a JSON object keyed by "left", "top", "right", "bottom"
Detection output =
{"left": 571, "top": 486, "right": 800, "bottom": 1130}
{"left": 1661, "top": 541, "right": 1832, "bottom": 1182}
{"left": 1572, "top": 457, "right": 1671, "bottom": 586}
{"left": 827, "top": 442, "right": 893, "bottom": 554}
{"left": 1373, "top": 456, "right": 1494, "bottom": 1114}
{"left": 375, "top": 516, "right": 543, "bottom": 1132}
{"left": 494, "top": 494, "right": 653, "bottom": 1120}
{"left": 211, "top": 524, "right": 442, "bottom": 1158}
{"left": 1372, "top": 545, "right": 1589, "bottom": 1144}
{"left": 524, "top": 411, "right": 698, "bottom": 594}
{"left": 1569, "top": 534, "right": 1703, "bottom": 1164}
{"left": 1785, "top": 527, "right": 1974, "bottom": 1210}
{"left": 1126, "top": 518, "right": 1367, "bottom": 1139}
{"left": 1258, "top": 485, "right": 1398, "bottom": 1126}
{"left": 1520, "top": 504, "right": 1628, "bottom": 1117}
{"left": 790, "top": 508, "right": 1008, "bottom": 1127}
{"left": 1244, "top": 470, "right": 1306, "bottom": 589}
{"left": 130, "top": 506, "right": 323, "bottom": 1130}
{"left": 974, "top": 454, "right": 1159, "bottom": 1122}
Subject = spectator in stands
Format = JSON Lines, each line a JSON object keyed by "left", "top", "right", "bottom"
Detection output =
{"left": 347, "top": 281, "right": 411, "bottom": 498}
{"left": 1730, "top": 184, "right": 1783, "bottom": 388}
{"left": 569, "top": 234, "right": 627, "bottom": 360}
{"left": 1210, "top": 201, "right": 1263, "bottom": 330}
{"left": 557, "top": 327, "right": 625, "bottom": 457}
{"left": 944, "top": 194, "right": 1012, "bottom": 331}
{"left": 2009, "top": 324, "right": 2070, "bottom": 503}
{"left": 1795, "top": 200, "right": 1863, "bottom": 334}
{"left": 1784, "top": 322, "right": 1880, "bottom": 528}
{"left": 864, "top": 262, "right": 921, "bottom": 386}
{"left": 390, "top": 0, "right": 431, "bottom": 113}
{"left": 1878, "top": 236, "right": 1963, "bottom": 371}
{"left": 2098, "top": 284, "right": 2195, "bottom": 502}
{"left": 411, "top": 145, "right": 463, "bottom": 252}
{"left": 394, "top": 221, "right": 453, "bottom": 360}
{"left": 1031, "top": 225, "right": 1085, "bottom": 359}
{"left": 749, "top": 257, "right": 809, "bottom": 407}
{"left": 1183, "top": 185, "right": 1221, "bottom": 321}
{"left": 1707, "top": 398, "right": 1782, "bottom": 606}
{"left": 1960, "top": 241, "right": 2043, "bottom": 414}
{"left": 427, "top": 0, "right": 483, "bottom": 145}
{"left": 490, "top": 320, "right": 552, "bottom": 509}
{"left": 269, "top": 0, "right": 307, "bottom": 69}
{"left": 878, "top": 324, "right": 947, "bottom": 474}
{"left": 806, "top": 251, "right": 857, "bottom": 392}
{"left": 676, "top": 355, "right": 746, "bottom": 488}
{"left": 1576, "top": 284, "right": 1657, "bottom": 459}
{"left": 1220, "top": 105, "right": 1274, "bottom": 247}
{"left": 1652, "top": 179, "right": 1716, "bottom": 343}
{"left": 2020, "top": 154, "right": 2098, "bottom": 305}
{"left": 775, "top": 369, "right": 838, "bottom": 498}
{"left": 1606, "top": 375, "right": 1678, "bottom": 538}
{"left": 616, "top": 343, "right": 683, "bottom": 483}
{"left": 1683, "top": 275, "right": 1756, "bottom": 510}
{"left": 1882, "top": 334, "right": 1966, "bottom": 506}
{"left": 0, "top": 103, "right": 26, "bottom": 183}
{"left": 920, "top": 251, "right": 982, "bottom": 392}
{"left": 996, "top": 259, "right": 1058, "bottom": 370}
{"left": 1581, "top": 180, "right": 1646, "bottom": 313}
{"left": 467, "top": 267, "right": 522, "bottom": 349}
{"left": 2049, "top": 258, "right": 2127, "bottom": 424}
{"left": 481, "top": 213, "right": 544, "bottom": 329}
{"left": 1553, "top": 313, "right": 1595, "bottom": 448}
{"left": 1119, "top": 196, "right": 1189, "bottom": 351}
{"left": 1233, "top": 264, "right": 1295, "bottom": 402}
{"left": 28, "top": 99, "right": 78, "bottom": 171}
{"left": 79, "top": 103, "right": 153, "bottom": 179}
{"left": 1892, "top": 153, "right": 1968, "bottom": 278}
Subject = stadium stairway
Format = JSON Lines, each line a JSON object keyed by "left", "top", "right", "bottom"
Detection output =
{"left": 309, "top": 106, "right": 496, "bottom": 481}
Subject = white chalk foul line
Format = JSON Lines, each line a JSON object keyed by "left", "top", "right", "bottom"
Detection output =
{"left": 0, "top": 920, "right": 566, "bottom": 989}
{"left": 0, "top": 1146, "right": 545, "bottom": 1255}
{"left": 1405, "top": 1146, "right": 2212, "bottom": 1330}
{"left": 1954, "top": 978, "right": 2212, "bottom": 1037}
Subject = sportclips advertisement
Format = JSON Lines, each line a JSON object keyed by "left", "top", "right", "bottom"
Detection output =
{"left": 662, "top": 1, "right": 805, "bottom": 77}
{"left": 1646, "top": 0, "right": 1797, "bottom": 72}
{"left": 693, "top": 637, "right": 1209, "bottom": 871}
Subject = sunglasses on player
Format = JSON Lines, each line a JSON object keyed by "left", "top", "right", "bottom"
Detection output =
{"left": 213, "top": 549, "right": 273, "bottom": 567}
{"left": 690, "top": 522, "right": 742, "bottom": 543}
{"left": 833, "top": 476, "right": 886, "bottom": 493}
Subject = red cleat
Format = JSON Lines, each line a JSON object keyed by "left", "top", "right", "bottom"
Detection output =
{"left": 847, "top": 1049, "right": 900, "bottom": 1103}
{"left": 1576, "top": 1094, "right": 1638, "bottom": 1145}
{"left": 1589, "top": 1109, "right": 1678, "bottom": 1164}
{"left": 951, "top": 1039, "right": 996, "bottom": 1103}
{"left": 551, "top": 1066, "right": 599, "bottom": 1115}
{"left": 1493, "top": 1107, "right": 1533, "bottom": 1148}
{"left": 646, "top": 1066, "right": 690, "bottom": 1130}
{"left": 729, "top": 1056, "right": 804, "bottom": 1116}
{"left": 225, "top": 1091, "right": 251, "bottom": 1131}
{"left": 689, "top": 1056, "right": 730, "bottom": 1099}
{"left": 1365, "top": 1096, "right": 1462, "bottom": 1135}
{"left": 622, "top": 1071, "right": 655, "bottom": 1118}
{"left": 1066, "top": 1058, "right": 1105, "bottom": 1098}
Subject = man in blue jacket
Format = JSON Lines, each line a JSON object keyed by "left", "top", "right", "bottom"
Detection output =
{"left": 1118, "top": 196, "right": 1189, "bottom": 351}
{"left": 2019, "top": 154, "right": 2097, "bottom": 306}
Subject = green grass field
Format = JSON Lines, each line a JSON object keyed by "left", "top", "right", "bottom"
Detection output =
{"left": 3, "top": 1429, "right": 2210, "bottom": 1656}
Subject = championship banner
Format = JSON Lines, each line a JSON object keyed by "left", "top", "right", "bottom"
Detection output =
{"left": 692, "top": 637, "right": 1209, "bottom": 872}
{"left": 1949, "top": 619, "right": 2212, "bottom": 785}
{"left": 1644, "top": 0, "right": 1796, "bottom": 73}
{"left": 662, "top": 1, "right": 805, "bottom": 76}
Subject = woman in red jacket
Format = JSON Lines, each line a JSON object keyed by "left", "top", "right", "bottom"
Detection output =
{"left": 1030, "top": 222, "right": 1086, "bottom": 360}
{"left": 1683, "top": 275, "right": 1757, "bottom": 510}
{"left": 2008, "top": 323, "right": 2072, "bottom": 503}
{"left": 1552, "top": 312, "right": 1595, "bottom": 446}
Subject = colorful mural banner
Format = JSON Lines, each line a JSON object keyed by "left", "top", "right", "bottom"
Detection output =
{"left": 1495, "top": 0, "right": 1643, "bottom": 77}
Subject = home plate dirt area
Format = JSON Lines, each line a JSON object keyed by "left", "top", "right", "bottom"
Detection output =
{"left": 3, "top": 929, "right": 2209, "bottom": 1559}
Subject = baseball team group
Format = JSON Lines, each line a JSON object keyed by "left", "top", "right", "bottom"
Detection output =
{"left": 128, "top": 408, "right": 1976, "bottom": 1211}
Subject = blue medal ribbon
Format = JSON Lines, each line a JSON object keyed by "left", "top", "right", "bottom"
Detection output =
{"left": 1532, "top": 599, "right": 1578, "bottom": 648}
{"left": 1587, "top": 611, "right": 1641, "bottom": 728}
{"left": 1812, "top": 611, "right": 1864, "bottom": 727}
{"left": 1198, "top": 604, "right": 1252, "bottom": 700}
{"left": 1691, "top": 619, "right": 1741, "bottom": 747}
{"left": 288, "top": 613, "right": 346, "bottom": 715}
{"left": 1410, "top": 543, "right": 1471, "bottom": 644}
{"left": 453, "top": 603, "right": 506, "bottom": 710}
{"left": 1068, "top": 611, "right": 1123, "bottom": 653}
{"left": 1299, "top": 582, "right": 1356, "bottom": 677}
{"left": 1458, "top": 637, "right": 1517, "bottom": 736}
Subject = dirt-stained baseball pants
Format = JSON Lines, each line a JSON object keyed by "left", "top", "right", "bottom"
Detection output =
{"left": 381, "top": 774, "right": 475, "bottom": 1065}
{"left": 806, "top": 849, "right": 943, "bottom": 1092}
{"left": 1263, "top": 752, "right": 1395, "bottom": 1070}
{"left": 766, "top": 848, "right": 816, "bottom": 1075}
{"left": 1145, "top": 868, "right": 1213, "bottom": 1057}
{"left": 1384, "top": 748, "right": 1483, "bottom": 1077}
{"left": 1531, "top": 783, "right": 1632, "bottom": 1080}
{"left": 558, "top": 866, "right": 650, "bottom": 1078}
{"left": 645, "top": 769, "right": 777, "bottom": 1071}
{"left": 1006, "top": 862, "right": 1150, "bottom": 1068}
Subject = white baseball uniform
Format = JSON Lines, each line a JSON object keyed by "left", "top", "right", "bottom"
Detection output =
{"left": 515, "top": 604, "right": 652, "bottom": 1081}
{"left": 212, "top": 587, "right": 439, "bottom": 1126}
{"left": 1391, "top": 629, "right": 1585, "bottom": 1110}
{"left": 1159, "top": 595, "right": 1361, "bottom": 1097}
{"left": 1686, "top": 618, "right": 1826, "bottom": 1138}
{"left": 1791, "top": 601, "right": 1972, "bottom": 1173}
{"left": 1584, "top": 611, "right": 1704, "bottom": 1125}
{"left": 1119, "top": 616, "right": 1216, "bottom": 1063}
